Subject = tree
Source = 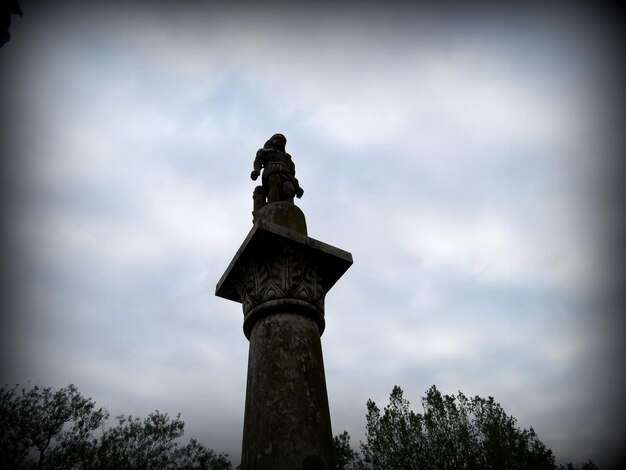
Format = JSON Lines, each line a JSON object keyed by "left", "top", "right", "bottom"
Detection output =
{"left": 359, "top": 385, "right": 557, "bottom": 470}
{"left": 173, "top": 437, "right": 232, "bottom": 470}
{"left": 91, "top": 411, "right": 231, "bottom": 470}
{"left": 559, "top": 462, "right": 600, "bottom": 470}
{"left": 0, "top": 383, "right": 231, "bottom": 470}
{"left": 333, "top": 430, "right": 360, "bottom": 470}
{"left": 0, "top": 383, "right": 107, "bottom": 469}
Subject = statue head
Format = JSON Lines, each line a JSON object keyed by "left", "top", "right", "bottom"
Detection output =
{"left": 264, "top": 133, "right": 287, "bottom": 152}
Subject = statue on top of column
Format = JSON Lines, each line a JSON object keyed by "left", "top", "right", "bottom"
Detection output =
{"left": 251, "top": 133, "right": 304, "bottom": 213}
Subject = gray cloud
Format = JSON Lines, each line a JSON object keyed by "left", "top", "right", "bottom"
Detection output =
{"left": 2, "top": 1, "right": 624, "bottom": 467}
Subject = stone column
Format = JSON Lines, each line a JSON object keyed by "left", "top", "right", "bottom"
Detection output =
{"left": 216, "top": 202, "right": 352, "bottom": 470}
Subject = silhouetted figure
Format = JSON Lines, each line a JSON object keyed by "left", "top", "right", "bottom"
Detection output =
{"left": 0, "top": 0, "right": 22, "bottom": 47}
{"left": 251, "top": 133, "right": 304, "bottom": 213}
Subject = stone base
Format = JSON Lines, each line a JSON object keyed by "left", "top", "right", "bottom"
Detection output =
{"left": 253, "top": 201, "right": 307, "bottom": 235}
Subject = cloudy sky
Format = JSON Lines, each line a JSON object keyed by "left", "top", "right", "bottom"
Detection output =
{"left": 1, "top": 1, "right": 624, "bottom": 467}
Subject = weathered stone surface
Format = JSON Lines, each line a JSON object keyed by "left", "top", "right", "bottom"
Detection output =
{"left": 253, "top": 201, "right": 308, "bottom": 234}
{"left": 215, "top": 187, "right": 352, "bottom": 470}
{"left": 241, "top": 313, "right": 333, "bottom": 470}
{"left": 215, "top": 220, "right": 352, "bottom": 338}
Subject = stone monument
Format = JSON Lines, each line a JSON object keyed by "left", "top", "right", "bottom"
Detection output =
{"left": 216, "top": 134, "right": 352, "bottom": 470}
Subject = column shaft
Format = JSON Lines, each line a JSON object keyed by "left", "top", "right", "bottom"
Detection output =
{"left": 241, "top": 312, "right": 333, "bottom": 470}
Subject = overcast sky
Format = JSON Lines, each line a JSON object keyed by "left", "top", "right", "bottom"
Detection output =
{"left": 1, "top": 1, "right": 624, "bottom": 468}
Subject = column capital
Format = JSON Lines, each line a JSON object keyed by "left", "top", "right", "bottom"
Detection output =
{"left": 216, "top": 220, "right": 352, "bottom": 339}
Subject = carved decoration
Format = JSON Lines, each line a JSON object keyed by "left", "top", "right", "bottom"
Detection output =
{"left": 232, "top": 244, "right": 326, "bottom": 316}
